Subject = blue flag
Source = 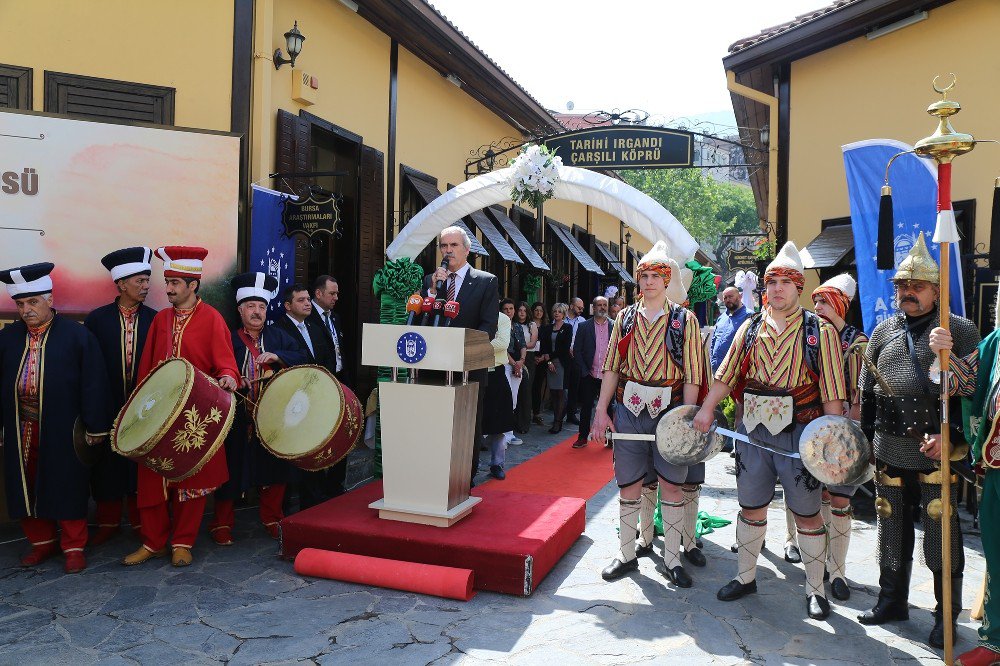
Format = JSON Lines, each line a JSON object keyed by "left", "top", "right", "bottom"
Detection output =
{"left": 842, "top": 139, "right": 965, "bottom": 336}
{"left": 249, "top": 185, "right": 296, "bottom": 325}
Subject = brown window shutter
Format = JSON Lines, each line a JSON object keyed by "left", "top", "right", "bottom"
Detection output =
{"left": 354, "top": 144, "right": 385, "bottom": 397}
{"left": 0, "top": 65, "right": 31, "bottom": 109}
{"left": 275, "top": 109, "right": 312, "bottom": 284}
{"left": 44, "top": 71, "right": 174, "bottom": 124}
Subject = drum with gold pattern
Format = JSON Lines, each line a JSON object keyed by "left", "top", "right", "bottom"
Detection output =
{"left": 254, "top": 365, "right": 361, "bottom": 471}
{"left": 111, "top": 358, "right": 235, "bottom": 482}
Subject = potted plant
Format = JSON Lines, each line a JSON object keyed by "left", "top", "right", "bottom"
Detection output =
{"left": 752, "top": 238, "right": 775, "bottom": 275}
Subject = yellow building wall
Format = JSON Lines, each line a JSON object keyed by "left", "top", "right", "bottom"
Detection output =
{"left": 787, "top": 0, "right": 1000, "bottom": 298}
{"left": 0, "top": 0, "right": 233, "bottom": 131}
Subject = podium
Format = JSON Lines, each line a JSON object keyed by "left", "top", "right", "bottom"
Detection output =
{"left": 361, "top": 323, "right": 494, "bottom": 527}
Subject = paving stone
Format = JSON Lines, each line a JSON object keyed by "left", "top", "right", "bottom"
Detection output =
{"left": 0, "top": 641, "right": 99, "bottom": 664}
{"left": 164, "top": 571, "right": 231, "bottom": 589}
{"left": 10, "top": 572, "right": 118, "bottom": 617}
{"left": 194, "top": 588, "right": 273, "bottom": 615}
{"left": 100, "top": 585, "right": 158, "bottom": 613}
{"left": 238, "top": 569, "right": 307, "bottom": 596}
{"left": 334, "top": 617, "right": 413, "bottom": 650}
{"left": 120, "top": 638, "right": 218, "bottom": 664}
{"left": 229, "top": 633, "right": 332, "bottom": 665}
{"left": 59, "top": 612, "right": 124, "bottom": 648}
{"left": 205, "top": 594, "right": 373, "bottom": 639}
{"left": 0, "top": 607, "right": 55, "bottom": 645}
{"left": 96, "top": 620, "right": 156, "bottom": 653}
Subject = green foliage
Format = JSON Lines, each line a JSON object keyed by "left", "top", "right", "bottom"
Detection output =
{"left": 620, "top": 169, "right": 758, "bottom": 245}
{"left": 721, "top": 395, "right": 736, "bottom": 427}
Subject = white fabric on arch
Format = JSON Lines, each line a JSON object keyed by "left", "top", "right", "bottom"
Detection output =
{"left": 385, "top": 165, "right": 699, "bottom": 263}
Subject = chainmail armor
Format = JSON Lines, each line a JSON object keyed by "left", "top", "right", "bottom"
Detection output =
{"left": 875, "top": 482, "right": 906, "bottom": 571}
{"left": 919, "top": 481, "right": 965, "bottom": 574}
{"left": 860, "top": 308, "right": 980, "bottom": 470}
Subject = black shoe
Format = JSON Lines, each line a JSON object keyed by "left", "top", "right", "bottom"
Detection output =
{"left": 695, "top": 538, "right": 704, "bottom": 550}
{"left": 548, "top": 423, "right": 563, "bottom": 434}
{"left": 635, "top": 542, "right": 654, "bottom": 557}
{"left": 683, "top": 547, "right": 707, "bottom": 568}
{"left": 858, "top": 565, "right": 911, "bottom": 625}
{"left": 571, "top": 438, "right": 587, "bottom": 449}
{"left": 831, "top": 577, "right": 850, "bottom": 601}
{"left": 717, "top": 579, "right": 757, "bottom": 601}
{"left": 661, "top": 564, "right": 692, "bottom": 588}
{"left": 532, "top": 415, "right": 544, "bottom": 426}
{"left": 807, "top": 594, "right": 831, "bottom": 620}
{"left": 567, "top": 415, "right": 580, "bottom": 425}
{"left": 784, "top": 544, "right": 801, "bottom": 563}
{"left": 601, "top": 557, "right": 639, "bottom": 581}
{"left": 929, "top": 572, "right": 962, "bottom": 649}
{"left": 489, "top": 465, "right": 505, "bottom": 480}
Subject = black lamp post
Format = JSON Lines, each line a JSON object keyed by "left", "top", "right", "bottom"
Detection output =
{"left": 274, "top": 21, "right": 305, "bottom": 69}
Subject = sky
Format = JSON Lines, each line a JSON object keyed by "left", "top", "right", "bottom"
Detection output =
{"left": 429, "top": 0, "right": 831, "bottom": 128}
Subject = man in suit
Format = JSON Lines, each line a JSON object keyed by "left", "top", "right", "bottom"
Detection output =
{"left": 274, "top": 283, "right": 346, "bottom": 507}
{"left": 573, "top": 295, "right": 612, "bottom": 448}
{"left": 423, "top": 225, "right": 499, "bottom": 484}
{"left": 308, "top": 275, "right": 348, "bottom": 384}
{"left": 565, "top": 297, "right": 587, "bottom": 425}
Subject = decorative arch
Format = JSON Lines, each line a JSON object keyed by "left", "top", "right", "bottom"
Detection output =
{"left": 385, "top": 165, "right": 699, "bottom": 263}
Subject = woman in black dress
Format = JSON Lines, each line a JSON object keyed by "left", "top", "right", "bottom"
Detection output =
{"left": 538, "top": 302, "right": 573, "bottom": 434}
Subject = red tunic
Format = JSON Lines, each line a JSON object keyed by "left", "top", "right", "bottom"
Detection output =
{"left": 135, "top": 300, "right": 239, "bottom": 507}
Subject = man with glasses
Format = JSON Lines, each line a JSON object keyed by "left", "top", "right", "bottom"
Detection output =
{"left": 857, "top": 233, "right": 980, "bottom": 650}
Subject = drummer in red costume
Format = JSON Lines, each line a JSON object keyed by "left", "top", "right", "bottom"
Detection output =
{"left": 122, "top": 246, "right": 239, "bottom": 568}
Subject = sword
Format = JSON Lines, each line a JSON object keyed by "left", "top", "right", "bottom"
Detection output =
{"left": 710, "top": 424, "right": 801, "bottom": 459}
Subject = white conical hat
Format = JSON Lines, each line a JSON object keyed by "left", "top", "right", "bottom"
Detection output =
{"left": 765, "top": 241, "right": 804, "bottom": 275}
{"left": 818, "top": 273, "right": 857, "bottom": 301}
{"left": 636, "top": 240, "right": 671, "bottom": 268}
{"left": 666, "top": 260, "right": 688, "bottom": 304}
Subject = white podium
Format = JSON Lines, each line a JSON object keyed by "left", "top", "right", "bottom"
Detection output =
{"left": 361, "top": 323, "right": 494, "bottom": 527}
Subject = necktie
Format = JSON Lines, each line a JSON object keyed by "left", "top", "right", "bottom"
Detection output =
{"left": 325, "top": 311, "right": 342, "bottom": 372}
{"left": 298, "top": 323, "right": 314, "bottom": 356}
{"left": 324, "top": 311, "right": 334, "bottom": 336}
{"left": 447, "top": 272, "right": 457, "bottom": 301}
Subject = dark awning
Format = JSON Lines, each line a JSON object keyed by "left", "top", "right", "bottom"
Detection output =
{"left": 801, "top": 224, "right": 854, "bottom": 269}
{"left": 406, "top": 175, "right": 488, "bottom": 256}
{"left": 466, "top": 209, "right": 521, "bottom": 263}
{"left": 547, "top": 221, "right": 604, "bottom": 275}
{"left": 486, "top": 206, "right": 550, "bottom": 271}
{"left": 595, "top": 241, "right": 635, "bottom": 284}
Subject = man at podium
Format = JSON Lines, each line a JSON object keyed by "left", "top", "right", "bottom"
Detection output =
{"left": 423, "top": 226, "right": 499, "bottom": 484}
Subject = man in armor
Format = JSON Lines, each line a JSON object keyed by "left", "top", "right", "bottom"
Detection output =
{"left": 694, "top": 241, "right": 847, "bottom": 620}
{"left": 812, "top": 273, "right": 868, "bottom": 601}
{"left": 592, "top": 241, "right": 706, "bottom": 589}
{"left": 857, "top": 232, "right": 979, "bottom": 650}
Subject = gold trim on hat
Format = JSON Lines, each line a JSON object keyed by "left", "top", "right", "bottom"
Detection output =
{"left": 892, "top": 232, "right": 939, "bottom": 284}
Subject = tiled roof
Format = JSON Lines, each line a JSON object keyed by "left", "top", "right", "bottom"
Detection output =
{"left": 728, "top": 0, "right": 860, "bottom": 53}
{"left": 424, "top": 1, "right": 559, "bottom": 130}
{"left": 552, "top": 113, "right": 613, "bottom": 130}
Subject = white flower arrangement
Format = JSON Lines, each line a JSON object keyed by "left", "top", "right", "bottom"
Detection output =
{"left": 508, "top": 144, "right": 562, "bottom": 209}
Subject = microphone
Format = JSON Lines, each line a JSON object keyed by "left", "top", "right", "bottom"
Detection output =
{"left": 431, "top": 299, "right": 446, "bottom": 327}
{"left": 404, "top": 294, "right": 423, "bottom": 325}
{"left": 443, "top": 300, "right": 460, "bottom": 327}
{"left": 418, "top": 297, "right": 435, "bottom": 326}
{"left": 434, "top": 256, "right": 451, "bottom": 294}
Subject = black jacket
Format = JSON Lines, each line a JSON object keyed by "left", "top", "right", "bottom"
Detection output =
{"left": 539, "top": 323, "right": 572, "bottom": 369}
{"left": 421, "top": 265, "right": 499, "bottom": 339}
{"left": 573, "top": 317, "right": 613, "bottom": 375}
{"left": 273, "top": 313, "right": 337, "bottom": 376}
{"left": 307, "top": 305, "right": 349, "bottom": 383}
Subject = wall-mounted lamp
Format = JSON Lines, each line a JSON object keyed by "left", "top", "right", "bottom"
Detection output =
{"left": 624, "top": 231, "right": 632, "bottom": 246}
{"left": 759, "top": 123, "right": 770, "bottom": 148}
{"left": 445, "top": 74, "right": 464, "bottom": 88}
{"left": 274, "top": 21, "right": 305, "bottom": 69}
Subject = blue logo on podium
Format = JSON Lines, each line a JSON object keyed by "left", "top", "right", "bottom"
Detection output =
{"left": 396, "top": 331, "right": 427, "bottom": 364}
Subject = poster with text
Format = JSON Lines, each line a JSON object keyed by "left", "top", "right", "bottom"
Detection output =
{"left": 0, "top": 111, "right": 239, "bottom": 318}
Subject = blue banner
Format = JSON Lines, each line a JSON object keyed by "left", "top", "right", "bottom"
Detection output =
{"left": 842, "top": 140, "right": 965, "bottom": 336}
{"left": 249, "top": 185, "right": 296, "bottom": 325}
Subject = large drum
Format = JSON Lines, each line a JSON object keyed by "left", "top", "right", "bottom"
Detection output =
{"left": 111, "top": 358, "right": 235, "bottom": 482}
{"left": 254, "top": 365, "right": 362, "bottom": 471}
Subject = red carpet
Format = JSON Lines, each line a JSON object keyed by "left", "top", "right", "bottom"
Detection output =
{"left": 294, "top": 549, "right": 476, "bottom": 601}
{"left": 281, "top": 481, "right": 585, "bottom": 596}
{"left": 482, "top": 435, "right": 614, "bottom": 499}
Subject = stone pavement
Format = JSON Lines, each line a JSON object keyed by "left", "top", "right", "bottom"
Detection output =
{"left": 0, "top": 415, "right": 985, "bottom": 665}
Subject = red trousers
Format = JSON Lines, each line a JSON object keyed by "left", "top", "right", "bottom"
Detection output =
{"left": 138, "top": 491, "right": 207, "bottom": 551}
{"left": 19, "top": 417, "right": 88, "bottom": 551}
{"left": 212, "top": 485, "right": 285, "bottom": 530}
{"left": 95, "top": 496, "right": 141, "bottom": 529}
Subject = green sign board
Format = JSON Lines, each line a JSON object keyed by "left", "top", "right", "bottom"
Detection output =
{"left": 543, "top": 126, "right": 694, "bottom": 170}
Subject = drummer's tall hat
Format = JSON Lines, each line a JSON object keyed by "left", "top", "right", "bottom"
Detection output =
{"left": 155, "top": 246, "right": 208, "bottom": 279}
{"left": 763, "top": 241, "right": 805, "bottom": 293}
{"left": 0, "top": 262, "right": 55, "bottom": 298}
{"left": 101, "top": 246, "right": 153, "bottom": 282}
{"left": 233, "top": 271, "right": 278, "bottom": 305}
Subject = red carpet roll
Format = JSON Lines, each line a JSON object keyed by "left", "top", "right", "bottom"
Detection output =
{"left": 293, "top": 548, "right": 476, "bottom": 601}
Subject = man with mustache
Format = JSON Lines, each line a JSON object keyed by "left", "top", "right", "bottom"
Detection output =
{"left": 856, "top": 233, "right": 979, "bottom": 650}
{"left": 693, "top": 242, "right": 847, "bottom": 620}
{"left": 208, "top": 272, "right": 309, "bottom": 545}
{"left": 84, "top": 247, "right": 157, "bottom": 545}
{"left": 0, "top": 262, "right": 112, "bottom": 573}
{"left": 122, "top": 246, "right": 239, "bottom": 568}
